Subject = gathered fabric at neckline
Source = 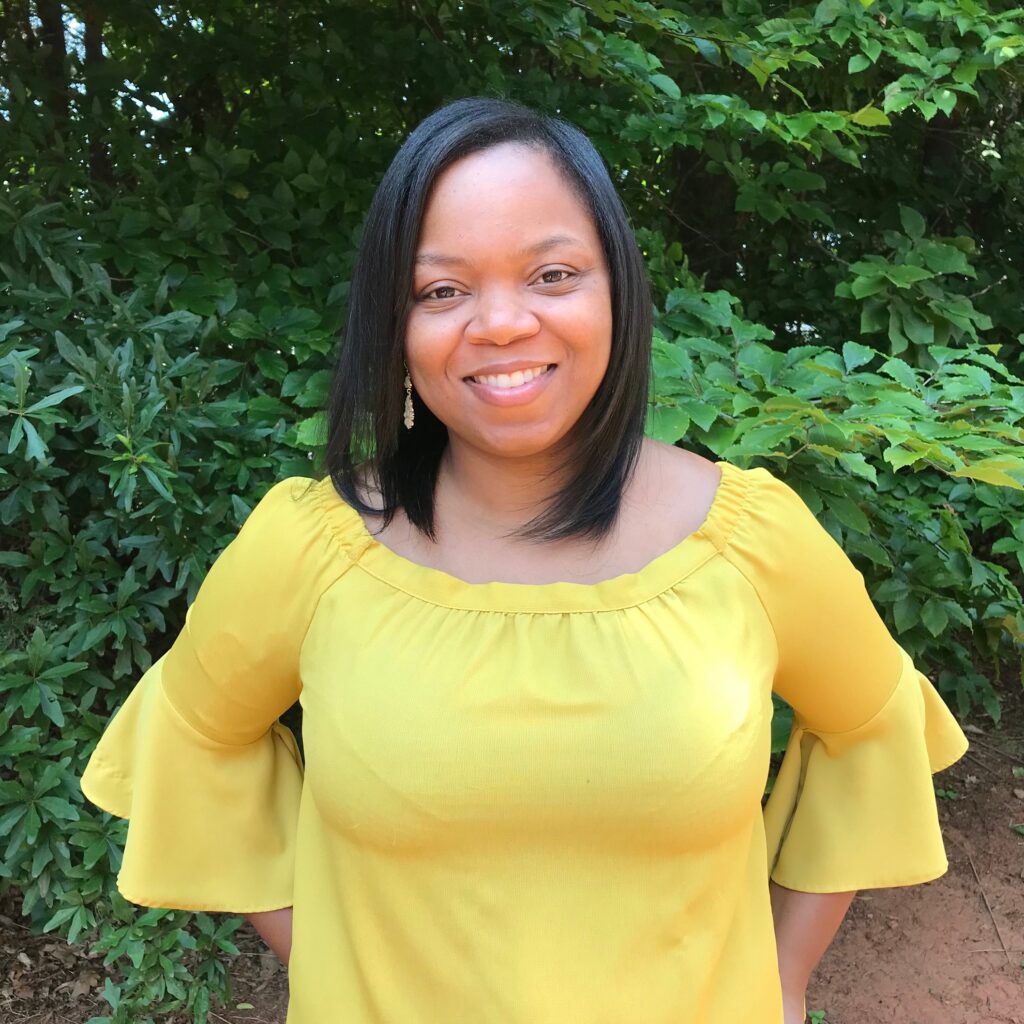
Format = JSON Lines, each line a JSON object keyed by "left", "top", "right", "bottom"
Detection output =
{"left": 309, "top": 460, "right": 751, "bottom": 615}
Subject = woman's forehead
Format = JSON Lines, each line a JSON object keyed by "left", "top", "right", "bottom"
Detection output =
{"left": 415, "top": 233, "right": 590, "bottom": 269}
{"left": 417, "top": 147, "right": 598, "bottom": 251}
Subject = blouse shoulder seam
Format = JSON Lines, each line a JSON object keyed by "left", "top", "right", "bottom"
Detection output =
{"left": 294, "top": 477, "right": 361, "bottom": 654}
{"left": 708, "top": 460, "right": 756, "bottom": 554}
{"left": 719, "top": 548, "right": 783, "bottom": 676}
{"left": 303, "top": 476, "right": 373, "bottom": 565}
{"left": 721, "top": 466, "right": 908, "bottom": 737}
{"left": 717, "top": 468, "right": 783, "bottom": 672}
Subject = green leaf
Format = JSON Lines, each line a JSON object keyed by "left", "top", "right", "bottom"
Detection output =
{"left": 692, "top": 38, "right": 721, "bottom": 64}
{"left": 757, "top": 198, "right": 787, "bottom": 223}
{"left": 38, "top": 683, "right": 64, "bottom": 727}
{"left": 918, "top": 241, "right": 973, "bottom": 276}
{"left": 813, "top": 0, "right": 846, "bottom": 26}
{"left": 825, "top": 494, "right": 871, "bottom": 535}
{"left": 784, "top": 112, "right": 820, "bottom": 139}
{"left": 177, "top": 204, "right": 201, "bottom": 231}
{"left": 949, "top": 363, "right": 993, "bottom": 395}
{"left": 880, "top": 358, "right": 920, "bottom": 391}
{"left": 291, "top": 172, "right": 320, "bottom": 193}
{"left": 0, "top": 806, "right": 26, "bottom": 837}
{"left": 255, "top": 349, "right": 289, "bottom": 382}
{"left": 739, "top": 108, "right": 767, "bottom": 131}
{"left": 883, "top": 264, "right": 934, "bottom": 287}
{"left": 889, "top": 307, "right": 910, "bottom": 354}
{"left": 862, "top": 37, "right": 882, "bottom": 63}
{"left": 842, "top": 341, "right": 876, "bottom": 372}
{"left": 141, "top": 466, "right": 174, "bottom": 502}
{"left": 738, "top": 343, "right": 785, "bottom": 385}
{"left": 20, "top": 418, "right": 46, "bottom": 461}
{"left": 851, "top": 105, "right": 890, "bottom": 127}
{"left": 42, "top": 906, "right": 78, "bottom": 933}
{"left": 899, "top": 307, "right": 935, "bottom": 347}
{"left": 859, "top": 299, "right": 888, "bottom": 334}
{"left": 24, "top": 386, "right": 86, "bottom": 414}
{"left": 950, "top": 457, "right": 1024, "bottom": 488}
{"left": 899, "top": 205, "right": 926, "bottom": 239}
{"left": 893, "top": 594, "right": 920, "bottom": 633}
{"left": 883, "top": 91, "right": 915, "bottom": 115}
{"left": 36, "top": 795, "right": 79, "bottom": 820}
{"left": 848, "top": 54, "right": 871, "bottom": 73}
{"left": 781, "top": 168, "right": 826, "bottom": 191}
{"left": 0, "top": 318, "right": 25, "bottom": 341}
{"left": 838, "top": 451, "right": 877, "bottom": 484}
{"left": 851, "top": 275, "right": 887, "bottom": 298}
{"left": 921, "top": 598, "right": 950, "bottom": 636}
{"left": 42, "top": 258, "right": 73, "bottom": 297}
{"left": 650, "top": 74, "right": 681, "bottom": 100}
{"left": 294, "top": 412, "right": 327, "bottom": 447}
{"left": 934, "top": 89, "right": 957, "bottom": 116}
{"left": 646, "top": 404, "right": 690, "bottom": 444}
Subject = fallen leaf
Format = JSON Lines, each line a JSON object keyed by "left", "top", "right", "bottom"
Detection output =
{"left": 70, "top": 970, "right": 100, "bottom": 998}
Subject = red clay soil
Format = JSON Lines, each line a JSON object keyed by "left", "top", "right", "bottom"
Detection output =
{"left": 806, "top": 724, "right": 1024, "bottom": 1024}
{"left": 2, "top": 693, "right": 1022, "bottom": 1024}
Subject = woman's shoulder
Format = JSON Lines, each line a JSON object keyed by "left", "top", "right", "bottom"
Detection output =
{"left": 628, "top": 440, "right": 728, "bottom": 547}
{"left": 640, "top": 442, "right": 837, "bottom": 562}
{"left": 640, "top": 440, "right": 723, "bottom": 511}
{"left": 233, "top": 474, "right": 369, "bottom": 576}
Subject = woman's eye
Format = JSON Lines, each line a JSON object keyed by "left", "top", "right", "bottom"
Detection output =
{"left": 422, "top": 285, "right": 459, "bottom": 301}
{"left": 538, "top": 269, "right": 574, "bottom": 285}
{"left": 419, "top": 272, "right": 574, "bottom": 300}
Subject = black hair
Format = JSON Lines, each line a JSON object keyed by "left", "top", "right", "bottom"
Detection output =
{"left": 319, "top": 95, "right": 652, "bottom": 545}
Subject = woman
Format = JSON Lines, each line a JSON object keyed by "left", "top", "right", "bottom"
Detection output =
{"left": 81, "top": 96, "right": 969, "bottom": 1024}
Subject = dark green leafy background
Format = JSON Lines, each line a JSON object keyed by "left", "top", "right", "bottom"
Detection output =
{"left": 1, "top": 1, "right": 1023, "bottom": 1020}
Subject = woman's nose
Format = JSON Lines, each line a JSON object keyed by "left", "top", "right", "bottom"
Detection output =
{"left": 465, "top": 286, "right": 541, "bottom": 345}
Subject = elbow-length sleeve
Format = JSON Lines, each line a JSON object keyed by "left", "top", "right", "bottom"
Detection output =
{"left": 80, "top": 476, "right": 343, "bottom": 913}
{"left": 726, "top": 466, "right": 969, "bottom": 893}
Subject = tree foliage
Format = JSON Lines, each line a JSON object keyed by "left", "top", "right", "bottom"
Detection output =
{"left": 2, "top": 1, "right": 1023, "bottom": 1020}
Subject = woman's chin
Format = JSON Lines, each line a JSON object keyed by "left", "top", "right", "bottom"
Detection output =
{"left": 461, "top": 424, "right": 571, "bottom": 461}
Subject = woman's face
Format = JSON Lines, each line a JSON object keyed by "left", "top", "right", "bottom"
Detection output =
{"left": 406, "top": 142, "right": 613, "bottom": 461}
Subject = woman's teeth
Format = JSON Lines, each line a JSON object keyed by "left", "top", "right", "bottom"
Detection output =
{"left": 471, "top": 365, "right": 552, "bottom": 389}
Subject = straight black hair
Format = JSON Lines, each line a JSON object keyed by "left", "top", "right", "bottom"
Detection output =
{"left": 319, "top": 95, "right": 652, "bottom": 545}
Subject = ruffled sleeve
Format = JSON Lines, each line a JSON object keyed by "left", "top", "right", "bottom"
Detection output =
{"left": 80, "top": 476, "right": 349, "bottom": 913}
{"left": 724, "top": 466, "right": 969, "bottom": 893}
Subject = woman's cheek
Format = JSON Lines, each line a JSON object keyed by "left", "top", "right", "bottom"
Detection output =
{"left": 407, "top": 319, "right": 455, "bottom": 371}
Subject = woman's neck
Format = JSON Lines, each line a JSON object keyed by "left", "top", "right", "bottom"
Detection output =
{"left": 435, "top": 439, "right": 570, "bottom": 538}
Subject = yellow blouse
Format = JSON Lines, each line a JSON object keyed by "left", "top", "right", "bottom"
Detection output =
{"left": 80, "top": 460, "right": 969, "bottom": 1024}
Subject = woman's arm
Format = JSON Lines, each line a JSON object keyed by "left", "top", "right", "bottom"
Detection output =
{"left": 244, "top": 907, "right": 294, "bottom": 966}
{"left": 769, "top": 880, "right": 856, "bottom": 1021}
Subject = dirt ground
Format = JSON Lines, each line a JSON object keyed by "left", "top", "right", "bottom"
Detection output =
{"left": 3, "top": 691, "right": 1022, "bottom": 1024}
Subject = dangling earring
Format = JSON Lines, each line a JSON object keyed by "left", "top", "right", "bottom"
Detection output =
{"left": 403, "top": 362, "right": 415, "bottom": 429}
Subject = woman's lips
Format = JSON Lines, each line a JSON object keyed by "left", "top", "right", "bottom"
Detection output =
{"left": 463, "top": 364, "right": 557, "bottom": 407}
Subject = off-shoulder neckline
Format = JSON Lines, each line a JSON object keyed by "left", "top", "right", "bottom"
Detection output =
{"left": 310, "top": 459, "right": 750, "bottom": 614}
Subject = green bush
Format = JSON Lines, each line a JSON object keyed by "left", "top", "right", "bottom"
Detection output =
{"left": 2, "top": 1, "right": 1023, "bottom": 1020}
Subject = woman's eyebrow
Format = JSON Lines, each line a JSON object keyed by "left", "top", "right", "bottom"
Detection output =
{"left": 414, "top": 233, "right": 583, "bottom": 267}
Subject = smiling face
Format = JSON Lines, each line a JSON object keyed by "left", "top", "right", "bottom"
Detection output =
{"left": 405, "top": 142, "right": 613, "bottom": 462}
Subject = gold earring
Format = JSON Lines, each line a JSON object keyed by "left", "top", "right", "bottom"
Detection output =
{"left": 403, "top": 364, "right": 414, "bottom": 429}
